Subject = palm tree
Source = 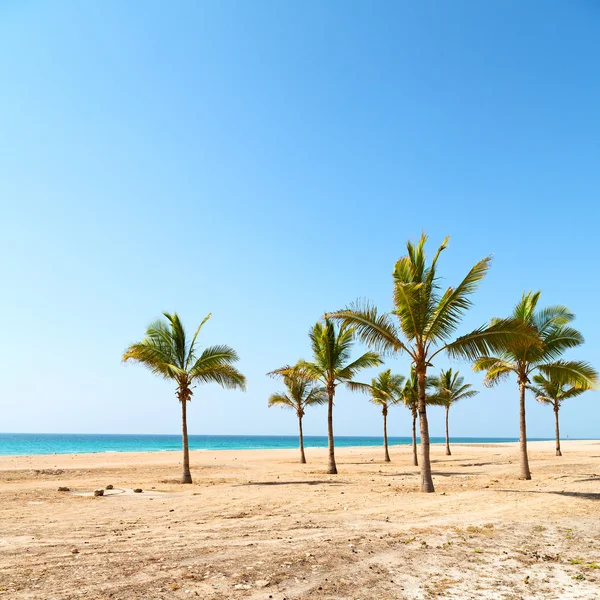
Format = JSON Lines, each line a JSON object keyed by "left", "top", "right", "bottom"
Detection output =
{"left": 473, "top": 291, "right": 598, "bottom": 478}
{"left": 123, "top": 312, "right": 246, "bottom": 483}
{"left": 430, "top": 369, "right": 478, "bottom": 456}
{"left": 326, "top": 234, "right": 534, "bottom": 492}
{"left": 349, "top": 369, "right": 405, "bottom": 462}
{"left": 269, "top": 319, "right": 382, "bottom": 474}
{"left": 400, "top": 368, "right": 431, "bottom": 467}
{"left": 529, "top": 373, "right": 592, "bottom": 457}
{"left": 268, "top": 368, "right": 328, "bottom": 463}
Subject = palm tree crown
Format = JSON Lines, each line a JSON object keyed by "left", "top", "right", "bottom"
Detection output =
{"left": 268, "top": 371, "right": 328, "bottom": 418}
{"left": 293, "top": 319, "right": 383, "bottom": 392}
{"left": 430, "top": 369, "right": 478, "bottom": 408}
{"left": 473, "top": 292, "right": 596, "bottom": 390}
{"left": 123, "top": 312, "right": 246, "bottom": 399}
{"left": 351, "top": 369, "right": 406, "bottom": 414}
{"left": 530, "top": 373, "right": 590, "bottom": 409}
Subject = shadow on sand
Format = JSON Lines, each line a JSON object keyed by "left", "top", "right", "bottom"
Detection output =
{"left": 494, "top": 489, "right": 600, "bottom": 501}
{"left": 238, "top": 480, "right": 345, "bottom": 487}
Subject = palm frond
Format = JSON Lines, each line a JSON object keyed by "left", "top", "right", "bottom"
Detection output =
{"left": 325, "top": 300, "right": 407, "bottom": 356}
{"left": 533, "top": 305, "right": 574, "bottom": 335}
{"left": 337, "top": 351, "right": 383, "bottom": 380}
{"left": 537, "top": 360, "right": 599, "bottom": 389}
{"left": 472, "top": 357, "right": 515, "bottom": 387}
{"left": 190, "top": 362, "right": 247, "bottom": 390}
{"left": 186, "top": 313, "right": 212, "bottom": 369}
{"left": 425, "top": 256, "right": 491, "bottom": 343}
{"left": 540, "top": 326, "right": 585, "bottom": 361}
{"left": 441, "top": 318, "right": 539, "bottom": 362}
{"left": 267, "top": 393, "right": 295, "bottom": 410}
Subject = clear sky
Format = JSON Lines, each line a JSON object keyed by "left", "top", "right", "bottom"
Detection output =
{"left": 1, "top": 1, "right": 599, "bottom": 439}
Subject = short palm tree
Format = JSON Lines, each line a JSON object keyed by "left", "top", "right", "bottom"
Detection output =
{"left": 269, "top": 319, "right": 382, "bottom": 474}
{"left": 349, "top": 369, "right": 405, "bottom": 462}
{"left": 430, "top": 369, "right": 478, "bottom": 456}
{"left": 123, "top": 312, "right": 246, "bottom": 483}
{"left": 268, "top": 368, "right": 328, "bottom": 463}
{"left": 327, "top": 234, "right": 534, "bottom": 492}
{"left": 530, "top": 373, "right": 592, "bottom": 457}
{"left": 473, "top": 292, "right": 598, "bottom": 479}
{"left": 401, "top": 368, "right": 437, "bottom": 467}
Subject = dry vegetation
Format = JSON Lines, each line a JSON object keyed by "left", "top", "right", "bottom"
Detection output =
{"left": 1, "top": 441, "right": 600, "bottom": 599}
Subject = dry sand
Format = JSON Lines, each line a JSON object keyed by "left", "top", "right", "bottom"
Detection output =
{"left": 1, "top": 440, "right": 600, "bottom": 599}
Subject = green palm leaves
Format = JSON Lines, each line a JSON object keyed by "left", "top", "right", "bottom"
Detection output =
{"left": 350, "top": 369, "right": 405, "bottom": 411}
{"left": 123, "top": 312, "right": 246, "bottom": 483}
{"left": 268, "top": 373, "right": 328, "bottom": 416}
{"left": 530, "top": 373, "right": 591, "bottom": 407}
{"left": 473, "top": 292, "right": 598, "bottom": 476}
{"left": 123, "top": 313, "right": 246, "bottom": 393}
{"left": 430, "top": 369, "right": 478, "bottom": 408}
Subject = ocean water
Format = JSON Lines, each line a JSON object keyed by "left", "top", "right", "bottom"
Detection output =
{"left": 0, "top": 433, "right": 528, "bottom": 456}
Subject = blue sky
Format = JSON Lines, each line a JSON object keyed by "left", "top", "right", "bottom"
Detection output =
{"left": 1, "top": 1, "right": 599, "bottom": 439}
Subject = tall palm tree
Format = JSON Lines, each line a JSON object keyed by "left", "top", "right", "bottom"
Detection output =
{"left": 401, "top": 368, "right": 440, "bottom": 466}
{"left": 268, "top": 368, "right": 328, "bottom": 463}
{"left": 123, "top": 312, "right": 246, "bottom": 483}
{"left": 269, "top": 319, "right": 382, "bottom": 474}
{"left": 430, "top": 369, "right": 478, "bottom": 456}
{"left": 326, "top": 234, "right": 534, "bottom": 492}
{"left": 349, "top": 369, "right": 405, "bottom": 462}
{"left": 473, "top": 291, "right": 598, "bottom": 479}
{"left": 529, "top": 373, "right": 592, "bottom": 457}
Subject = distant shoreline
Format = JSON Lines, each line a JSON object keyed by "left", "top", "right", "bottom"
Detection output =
{"left": 1, "top": 433, "right": 592, "bottom": 457}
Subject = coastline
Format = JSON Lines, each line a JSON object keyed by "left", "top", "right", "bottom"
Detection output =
{"left": 0, "top": 439, "right": 532, "bottom": 461}
{"left": 1, "top": 438, "right": 596, "bottom": 467}
{"left": 0, "top": 433, "right": 562, "bottom": 458}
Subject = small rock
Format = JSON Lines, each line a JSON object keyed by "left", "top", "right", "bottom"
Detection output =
{"left": 440, "top": 492, "right": 446, "bottom": 496}
{"left": 234, "top": 584, "right": 251, "bottom": 590}
{"left": 133, "top": 488, "right": 143, "bottom": 493}
{"left": 105, "top": 484, "right": 113, "bottom": 490}
{"left": 57, "top": 486, "right": 70, "bottom": 492}
{"left": 71, "top": 548, "right": 79, "bottom": 554}
{"left": 254, "top": 580, "right": 269, "bottom": 588}
{"left": 94, "top": 489, "right": 104, "bottom": 496}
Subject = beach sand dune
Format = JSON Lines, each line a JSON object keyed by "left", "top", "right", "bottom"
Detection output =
{"left": 1, "top": 440, "right": 599, "bottom": 599}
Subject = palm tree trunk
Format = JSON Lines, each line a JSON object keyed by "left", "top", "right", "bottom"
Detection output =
{"left": 554, "top": 404, "right": 562, "bottom": 457}
{"left": 383, "top": 408, "right": 390, "bottom": 463}
{"left": 417, "top": 369, "right": 435, "bottom": 493}
{"left": 519, "top": 381, "right": 531, "bottom": 480}
{"left": 180, "top": 397, "right": 192, "bottom": 484}
{"left": 327, "top": 388, "right": 337, "bottom": 474}
{"left": 411, "top": 409, "right": 418, "bottom": 467}
{"left": 298, "top": 414, "right": 307, "bottom": 464}
{"left": 445, "top": 405, "right": 451, "bottom": 456}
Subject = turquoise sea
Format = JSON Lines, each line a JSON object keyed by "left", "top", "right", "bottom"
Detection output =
{"left": 0, "top": 433, "right": 533, "bottom": 456}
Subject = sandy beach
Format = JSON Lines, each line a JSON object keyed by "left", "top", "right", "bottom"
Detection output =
{"left": 1, "top": 440, "right": 599, "bottom": 599}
